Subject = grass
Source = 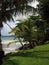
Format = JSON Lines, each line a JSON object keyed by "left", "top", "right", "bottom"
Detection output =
{"left": 2, "top": 43, "right": 49, "bottom": 65}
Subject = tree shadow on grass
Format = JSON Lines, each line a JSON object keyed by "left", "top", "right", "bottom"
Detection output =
{"left": 4, "top": 50, "right": 49, "bottom": 65}
{"left": 14, "top": 50, "right": 49, "bottom": 60}
{"left": 3, "top": 59, "right": 19, "bottom": 65}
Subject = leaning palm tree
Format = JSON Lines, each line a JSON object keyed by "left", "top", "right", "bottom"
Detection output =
{"left": 0, "top": 0, "right": 35, "bottom": 65}
{"left": 9, "top": 18, "right": 38, "bottom": 49}
{"left": 9, "top": 15, "right": 47, "bottom": 49}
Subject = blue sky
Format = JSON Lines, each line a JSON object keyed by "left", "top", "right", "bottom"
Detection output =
{"left": 1, "top": 1, "right": 38, "bottom": 36}
{"left": 1, "top": 22, "right": 16, "bottom": 36}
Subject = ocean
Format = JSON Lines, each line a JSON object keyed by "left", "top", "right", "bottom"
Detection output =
{"left": 1, "top": 36, "right": 23, "bottom": 49}
{"left": 1, "top": 36, "right": 16, "bottom": 44}
{"left": 1, "top": 36, "right": 26, "bottom": 54}
{"left": 1, "top": 36, "right": 22, "bottom": 54}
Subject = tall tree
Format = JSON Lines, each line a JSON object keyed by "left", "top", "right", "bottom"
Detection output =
{"left": 0, "top": 0, "right": 35, "bottom": 65}
{"left": 9, "top": 18, "right": 38, "bottom": 48}
{"left": 37, "top": 0, "right": 49, "bottom": 41}
{"left": 9, "top": 15, "right": 47, "bottom": 48}
{"left": 37, "top": 0, "right": 49, "bottom": 21}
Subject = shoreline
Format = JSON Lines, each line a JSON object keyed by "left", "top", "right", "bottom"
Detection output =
{"left": 2, "top": 43, "right": 21, "bottom": 55}
{"left": 2, "top": 42, "right": 26, "bottom": 55}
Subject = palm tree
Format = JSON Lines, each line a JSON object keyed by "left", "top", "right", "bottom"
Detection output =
{"left": 9, "top": 15, "right": 45, "bottom": 47}
{"left": 37, "top": 0, "right": 49, "bottom": 42}
{"left": 9, "top": 17, "right": 38, "bottom": 49}
{"left": 30, "top": 15, "right": 47, "bottom": 44}
{"left": 0, "top": 0, "right": 35, "bottom": 65}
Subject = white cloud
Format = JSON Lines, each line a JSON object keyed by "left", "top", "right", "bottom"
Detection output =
{"left": 28, "top": 1, "right": 39, "bottom": 8}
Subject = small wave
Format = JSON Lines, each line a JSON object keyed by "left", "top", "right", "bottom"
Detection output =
{"left": 2, "top": 40, "right": 17, "bottom": 44}
{"left": 2, "top": 40, "right": 17, "bottom": 42}
{"left": 2, "top": 42, "right": 21, "bottom": 44}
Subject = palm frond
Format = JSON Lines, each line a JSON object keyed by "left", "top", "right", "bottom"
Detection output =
{"left": 0, "top": 0, "right": 36, "bottom": 27}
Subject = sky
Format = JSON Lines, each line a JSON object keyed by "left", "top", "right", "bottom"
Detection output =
{"left": 1, "top": 22, "right": 16, "bottom": 36}
{"left": 1, "top": 1, "right": 38, "bottom": 36}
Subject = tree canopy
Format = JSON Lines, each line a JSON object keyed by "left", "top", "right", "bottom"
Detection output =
{"left": 37, "top": 0, "right": 49, "bottom": 23}
{"left": 0, "top": 0, "right": 34, "bottom": 28}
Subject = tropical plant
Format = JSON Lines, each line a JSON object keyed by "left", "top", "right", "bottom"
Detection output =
{"left": 37, "top": 0, "right": 49, "bottom": 22}
{"left": 0, "top": 0, "right": 35, "bottom": 65}
{"left": 37, "top": 0, "right": 49, "bottom": 41}
{"left": 30, "top": 15, "right": 47, "bottom": 44}
{"left": 9, "top": 17, "right": 38, "bottom": 49}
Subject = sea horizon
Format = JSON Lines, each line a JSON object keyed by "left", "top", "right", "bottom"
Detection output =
{"left": 1, "top": 35, "right": 14, "bottom": 37}
{"left": 1, "top": 35, "right": 24, "bottom": 46}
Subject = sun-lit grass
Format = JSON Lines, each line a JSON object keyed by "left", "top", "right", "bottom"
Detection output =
{"left": 2, "top": 43, "right": 49, "bottom": 65}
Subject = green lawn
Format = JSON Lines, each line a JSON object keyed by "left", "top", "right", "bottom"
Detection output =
{"left": 2, "top": 44, "right": 49, "bottom": 65}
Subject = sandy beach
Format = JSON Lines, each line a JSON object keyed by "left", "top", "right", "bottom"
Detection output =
{"left": 2, "top": 36, "right": 27, "bottom": 55}
{"left": 2, "top": 42, "right": 26, "bottom": 55}
{"left": 2, "top": 43, "right": 22, "bottom": 55}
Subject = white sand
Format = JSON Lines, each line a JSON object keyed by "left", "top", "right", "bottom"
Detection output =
{"left": 2, "top": 42, "right": 26, "bottom": 55}
{"left": 2, "top": 43, "right": 21, "bottom": 55}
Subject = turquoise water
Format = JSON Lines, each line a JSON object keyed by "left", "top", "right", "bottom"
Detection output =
{"left": 1, "top": 36, "right": 22, "bottom": 51}
{"left": 1, "top": 36, "right": 17, "bottom": 44}
{"left": 1, "top": 36, "right": 25, "bottom": 49}
{"left": 1, "top": 36, "right": 24, "bottom": 47}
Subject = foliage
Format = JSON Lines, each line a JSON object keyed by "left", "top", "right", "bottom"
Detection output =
{"left": 10, "top": 15, "right": 47, "bottom": 47}
{"left": 37, "top": 0, "right": 49, "bottom": 23}
{"left": 11, "top": 19, "right": 35, "bottom": 37}
{"left": 36, "top": 0, "right": 49, "bottom": 43}
{"left": 0, "top": 0, "right": 35, "bottom": 28}
{"left": 9, "top": 0, "right": 49, "bottom": 47}
{"left": 9, "top": 16, "right": 39, "bottom": 48}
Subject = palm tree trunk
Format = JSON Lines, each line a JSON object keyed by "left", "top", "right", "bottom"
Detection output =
{"left": 0, "top": 28, "right": 4, "bottom": 65}
{"left": 29, "top": 40, "right": 35, "bottom": 48}
{"left": 5, "top": 23, "right": 24, "bottom": 47}
{"left": 18, "top": 38, "right": 24, "bottom": 47}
